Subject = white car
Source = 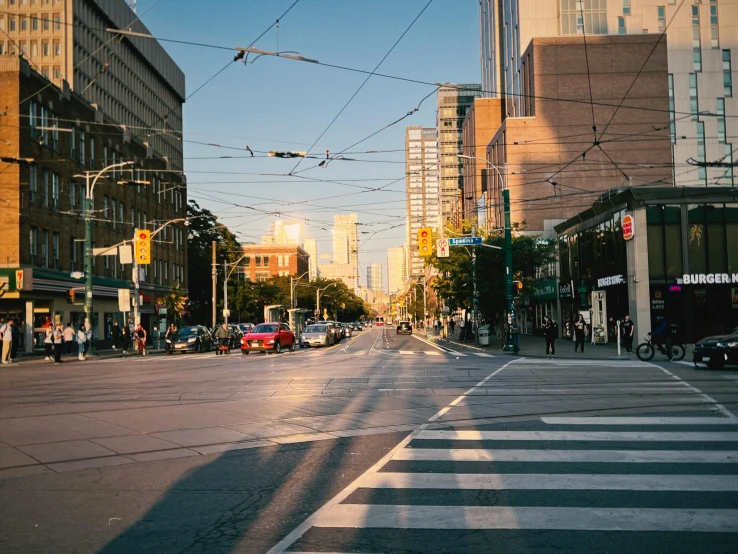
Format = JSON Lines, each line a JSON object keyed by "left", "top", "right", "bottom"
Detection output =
{"left": 300, "top": 324, "right": 335, "bottom": 348}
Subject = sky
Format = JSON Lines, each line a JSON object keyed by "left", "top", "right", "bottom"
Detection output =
{"left": 140, "top": 0, "right": 481, "bottom": 288}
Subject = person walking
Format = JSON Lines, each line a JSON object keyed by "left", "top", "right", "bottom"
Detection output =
{"left": 165, "top": 323, "right": 177, "bottom": 353}
{"left": 76, "top": 325, "right": 87, "bottom": 361}
{"left": 214, "top": 322, "right": 230, "bottom": 355}
{"left": 63, "top": 323, "right": 75, "bottom": 355}
{"left": 52, "top": 323, "right": 65, "bottom": 364}
{"left": 510, "top": 317, "right": 520, "bottom": 353}
{"left": 111, "top": 321, "right": 122, "bottom": 351}
{"left": 121, "top": 324, "right": 131, "bottom": 354}
{"left": 574, "top": 314, "right": 586, "bottom": 353}
{"left": 621, "top": 315, "right": 635, "bottom": 353}
{"left": 1, "top": 319, "right": 13, "bottom": 364}
{"left": 459, "top": 318, "right": 466, "bottom": 341}
{"left": 43, "top": 326, "right": 54, "bottom": 361}
{"left": 449, "top": 318, "right": 456, "bottom": 336}
{"left": 545, "top": 318, "right": 559, "bottom": 358}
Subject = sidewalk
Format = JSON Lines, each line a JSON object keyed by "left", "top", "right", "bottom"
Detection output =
{"left": 4, "top": 345, "right": 166, "bottom": 365}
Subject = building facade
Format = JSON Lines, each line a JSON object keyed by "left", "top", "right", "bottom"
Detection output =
{"left": 239, "top": 244, "right": 309, "bottom": 282}
{"left": 0, "top": 57, "right": 186, "bottom": 351}
{"left": 303, "top": 237, "right": 318, "bottom": 281}
{"left": 367, "top": 263, "right": 383, "bottom": 292}
{"left": 332, "top": 214, "right": 358, "bottom": 291}
{"left": 480, "top": 0, "right": 736, "bottom": 188}
{"left": 387, "top": 245, "right": 407, "bottom": 294}
{"left": 436, "top": 85, "right": 482, "bottom": 224}
{"left": 317, "top": 262, "right": 354, "bottom": 290}
{"left": 406, "top": 126, "right": 440, "bottom": 277}
{"left": 270, "top": 220, "right": 301, "bottom": 245}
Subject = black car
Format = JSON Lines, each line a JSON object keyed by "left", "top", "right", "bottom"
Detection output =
{"left": 693, "top": 327, "right": 738, "bottom": 370}
{"left": 209, "top": 324, "right": 244, "bottom": 350}
{"left": 167, "top": 326, "right": 212, "bottom": 354}
{"left": 397, "top": 321, "right": 413, "bottom": 335}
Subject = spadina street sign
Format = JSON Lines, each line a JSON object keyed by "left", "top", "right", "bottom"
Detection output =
{"left": 437, "top": 238, "right": 449, "bottom": 258}
{"left": 622, "top": 214, "right": 634, "bottom": 240}
{"left": 449, "top": 237, "right": 482, "bottom": 246}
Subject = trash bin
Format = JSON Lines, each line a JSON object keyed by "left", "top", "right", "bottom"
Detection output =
{"left": 478, "top": 325, "right": 490, "bottom": 346}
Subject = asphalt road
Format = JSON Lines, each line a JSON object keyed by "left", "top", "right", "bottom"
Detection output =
{"left": 1, "top": 326, "right": 737, "bottom": 553}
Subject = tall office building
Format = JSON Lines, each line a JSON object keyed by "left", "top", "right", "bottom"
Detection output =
{"left": 387, "top": 245, "right": 407, "bottom": 294}
{"left": 437, "top": 85, "right": 482, "bottom": 224}
{"left": 332, "top": 214, "right": 359, "bottom": 291}
{"left": 406, "top": 126, "right": 440, "bottom": 278}
{"left": 1, "top": 0, "right": 185, "bottom": 167}
{"left": 303, "top": 237, "right": 318, "bottom": 281}
{"left": 480, "top": 0, "right": 736, "bottom": 187}
{"left": 367, "top": 263, "right": 383, "bottom": 292}
{"left": 270, "top": 220, "right": 301, "bottom": 245}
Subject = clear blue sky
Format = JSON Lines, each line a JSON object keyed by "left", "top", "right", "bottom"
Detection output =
{"left": 142, "top": 0, "right": 480, "bottom": 287}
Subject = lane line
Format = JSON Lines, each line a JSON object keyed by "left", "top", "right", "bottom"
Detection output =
{"left": 649, "top": 362, "right": 735, "bottom": 418}
{"left": 409, "top": 333, "right": 449, "bottom": 353}
{"left": 474, "top": 353, "right": 494, "bottom": 358}
{"left": 542, "top": 416, "right": 738, "bottom": 425}
{"left": 312, "top": 505, "right": 738, "bottom": 533}
{"left": 415, "top": 430, "right": 738, "bottom": 442}
{"left": 399, "top": 351, "right": 415, "bottom": 355}
{"left": 391, "top": 448, "right": 738, "bottom": 463}
{"left": 359, "top": 472, "right": 738, "bottom": 491}
{"left": 424, "top": 351, "right": 441, "bottom": 356}
{"left": 265, "top": 358, "right": 520, "bottom": 554}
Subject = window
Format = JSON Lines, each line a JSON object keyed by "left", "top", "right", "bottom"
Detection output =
{"left": 103, "top": 196, "right": 109, "bottom": 227}
{"left": 693, "top": 48, "right": 702, "bottom": 72}
{"left": 52, "top": 232, "right": 59, "bottom": 269}
{"left": 118, "top": 201, "right": 124, "bottom": 231}
{"left": 692, "top": 5, "right": 699, "bottom": 25}
{"left": 51, "top": 172, "right": 59, "bottom": 210}
{"left": 69, "top": 236, "right": 77, "bottom": 269}
{"left": 657, "top": 6, "right": 666, "bottom": 31}
{"left": 79, "top": 130, "right": 85, "bottom": 165}
{"left": 29, "top": 164, "right": 37, "bottom": 203}
{"left": 717, "top": 98, "right": 726, "bottom": 142}
{"left": 53, "top": 14, "right": 59, "bottom": 30}
{"left": 667, "top": 74, "right": 676, "bottom": 142}
{"left": 70, "top": 127, "right": 76, "bottom": 160}
{"left": 724, "top": 50, "right": 733, "bottom": 96}
{"left": 88, "top": 136, "right": 94, "bottom": 169}
{"left": 20, "top": 16, "right": 26, "bottom": 31}
{"left": 53, "top": 40, "right": 59, "bottom": 56}
{"left": 617, "top": 17, "right": 626, "bottom": 34}
{"left": 42, "top": 16, "right": 48, "bottom": 31}
{"left": 697, "top": 121, "right": 706, "bottom": 183}
{"left": 51, "top": 114, "right": 58, "bottom": 149}
{"left": 41, "top": 41, "right": 48, "bottom": 56}
{"left": 69, "top": 177, "right": 75, "bottom": 208}
{"left": 103, "top": 145, "right": 108, "bottom": 168}
{"left": 256, "top": 271, "right": 269, "bottom": 282}
{"left": 31, "top": 16, "right": 37, "bottom": 31}
{"left": 41, "top": 168, "right": 49, "bottom": 207}
{"left": 30, "top": 227, "right": 38, "bottom": 260}
{"left": 9, "top": 17, "right": 15, "bottom": 32}
{"left": 41, "top": 230, "right": 48, "bottom": 268}
{"left": 689, "top": 73, "right": 698, "bottom": 119}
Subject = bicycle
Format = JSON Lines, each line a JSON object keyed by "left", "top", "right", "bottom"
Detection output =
{"left": 135, "top": 336, "right": 146, "bottom": 356}
{"left": 635, "top": 334, "right": 685, "bottom": 362}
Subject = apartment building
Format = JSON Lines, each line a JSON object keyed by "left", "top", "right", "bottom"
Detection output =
{"left": 332, "top": 214, "right": 358, "bottom": 291}
{"left": 303, "top": 237, "right": 318, "bottom": 281}
{"left": 405, "top": 126, "right": 440, "bottom": 277}
{"left": 366, "top": 263, "right": 383, "bottom": 292}
{"left": 0, "top": 57, "right": 186, "bottom": 350}
{"left": 239, "top": 244, "right": 309, "bottom": 282}
{"left": 387, "top": 245, "right": 407, "bottom": 295}
{"left": 0, "top": 0, "right": 185, "bottom": 167}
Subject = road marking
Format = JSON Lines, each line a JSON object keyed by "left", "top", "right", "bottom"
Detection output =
{"left": 399, "top": 351, "right": 415, "bottom": 355}
{"left": 359, "top": 472, "right": 738, "bottom": 491}
{"left": 474, "top": 352, "right": 494, "bottom": 357}
{"left": 409, "top": 333, "right": 449, "bottom": 353}
{"left": 424, "top": 351, "right": 441, "bottom": 356}
{"left": 542, "top": 416, "right": 738, "bottom": 425}
{"left": 312, "top": 505, "right": 738, "bottom": 533}
{"left": 650, "top": 363, "right": 734, "bottom": 418}
{"left": 391, "top": 448, "right": 738, "bottom": 463}
{"left": 415, "top": 429, "right": 738, "bottom": 442}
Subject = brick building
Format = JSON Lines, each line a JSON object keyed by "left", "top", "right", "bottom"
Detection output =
{"left": 0, "top": 57, "right": 186, "bottom": 351}
{"left": 239, "top": 244, "right": 309, "bottom": 282}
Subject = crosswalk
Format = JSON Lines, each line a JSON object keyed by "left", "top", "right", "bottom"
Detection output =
{"left": 272, "top": 414, "right": 738, "bottom": 553}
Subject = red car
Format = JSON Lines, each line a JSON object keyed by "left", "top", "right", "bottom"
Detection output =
{"left": 241, "top": 322, "right": 296, "bottom": 354}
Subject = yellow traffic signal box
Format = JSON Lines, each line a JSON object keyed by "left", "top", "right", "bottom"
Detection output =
{"left": 135, "top": 229, "right": 151, "bottom": 265}
{"left": 418, "top": 227, "right": 432, "bottom": 256}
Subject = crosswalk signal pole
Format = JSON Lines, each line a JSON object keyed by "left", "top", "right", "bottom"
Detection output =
{"left": 503, "top": 188, "right": 516, "bottom": 352}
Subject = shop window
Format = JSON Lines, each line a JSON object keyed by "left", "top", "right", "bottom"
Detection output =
{"left": 647, "top": 224, "right": 665, "bottom": 280}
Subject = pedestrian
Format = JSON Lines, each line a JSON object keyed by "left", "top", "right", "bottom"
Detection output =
{"left": 574, "top": 314, "right": 586, "bottom": 353}
{"left": 76, "top": 325, "right": 87, "bottom": 360}
{"left": 621, "top": 315, "right": 635, "bottom": 353}
{"left": 545, "top": 318, "right": 558, "bottom": 358}
{"left": 43, "top": 326, "right": 54, "bottom": 361}
{"left": 459, "top": 318, "right": 465, "bottom": 341}
{"left": 449, "top": 318, "right": 456, "bottom": 336}
{"left": 10, "top": 318, "right": 20, "bottom": 360}
{"left": 111, "top": 321, "right": 122, "bottom": 351}
{"left": 214, "top": 322, "right": 230, "bottom": 355}
{"left": 510, "top": 317, "right": 520, "bottom": 353}
{"left": 134, "top": 324, "right": 147, "bottom": 356}
{"left": 63, "top": 323, "right": 75, "bottom": 355}
{"left": 52, "top": 323, "right": 65, "bottom": 364}
{"left": 1, "top": 319, "right": 13, "bottom": 364}
{"left": 121, "top": 324, "right": 131, "bottom": 354}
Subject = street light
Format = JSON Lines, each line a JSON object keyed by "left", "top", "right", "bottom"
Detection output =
{"left": 290, "top": 272, "right": 310, "bottom": 309}
{"left": 316, "top": 283, "right": 336, "bottom": 321}
{"left": 457, "top": 155, "right": 515, "bottom": 352}
{"left": 75, "top": 161, "right": 134, "bottom": 355}
{"left": 222, "top": 253, "right": 251, "bottom": 325}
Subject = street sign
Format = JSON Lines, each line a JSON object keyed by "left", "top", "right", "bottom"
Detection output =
{"left": 117, "top": 288, "right": 130, "bottom": 312}
{"left": 622, "top": 214, "right": 634, "bottom": 240}
{"left": 449, "top": 237, "right": 482, "bottom": 246}
{"left": 436, "top": 238, "right": 449, "bottom": 258}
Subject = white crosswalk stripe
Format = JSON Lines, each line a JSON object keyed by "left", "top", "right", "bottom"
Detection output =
{"left": 272, "top": 414, "right": 738, "bottom": 551}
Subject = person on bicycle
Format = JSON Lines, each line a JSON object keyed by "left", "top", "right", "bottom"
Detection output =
{"left": 650, "top": 316, "right": 673, "bottom": 360}
{"left": 214, "top": 323, "right": 230, "bottom": 355}
{"left": 134, "top": 324, "right": 147, "bottom": 356}
{"left": 165, "top": 323, "right": 177, "bottom": 353}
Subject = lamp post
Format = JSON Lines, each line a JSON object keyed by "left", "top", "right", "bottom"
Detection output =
{"left": 76, "top": 161, "right": 134, "bottom": 355}
{"left": 457, "top": 155, "right": 515, "bottom": 351}
{"left": 222, "top": 253, "right": 251, "bottom": 325}
{"left": 290, "top": 272, "right": 310, "bottom": 309}
{"left": 316, "top": 283, "right": 336, "bottom": 321}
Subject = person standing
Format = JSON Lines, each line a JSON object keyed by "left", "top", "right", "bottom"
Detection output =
{"left": 134, "top": 324, "right": 147, "bottom": 356}
{"left": 510, "top": 317, "right": 520, "bottom": 353}
{"left": 43, "top": 326, "right": 54, "bottom": 361}
{"left": 621, "top": 315, "right": 635, "bottom": 353}
{"left": 52, "top": 324, "right": 65, "bottom": 364}
{"left": 214, "top": 322, "right": 230, "bottom": 355}
{"left": 1, "top": 319, "right": 13, "bottom": 364}
{"left": 574, "top": 314, "right": 586, "bottom": 353}
{"left": 111, "top": 321, "right": 122, "bottom": 351}
{"left": 449, "top": 318, "right": 456, "bottom": 336}
{"left": 63, "top": 323, "right": 75, "bottom": 355}
{"left": 121, "top": 324, "right": 131, "bottom": 354}
{"left": 546, "top": 318, "right": 558, "bottom": 358}
{"left": 76, "top": 325, "right": 87, "bottom": 361}
{"left": 11, "top": 319, "right": 20, "bottom": 361}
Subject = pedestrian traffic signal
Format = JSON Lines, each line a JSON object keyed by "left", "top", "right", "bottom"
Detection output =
{"left": 418, "top": 227, "right": 432, "bottom": 256}
{"left": 68, "top": 289, "right": 75, "bottom": 304}
{"left": 134, "top": 228, "right": 151, "bottom": 265}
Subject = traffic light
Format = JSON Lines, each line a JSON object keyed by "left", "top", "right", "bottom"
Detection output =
{"left": 68, "top": 289, "right": 75, "bottom": 304}
{"left": 418, "top": 227, "right": 432, "bottom": 256}
{"left": 514, "top": 280, "right": 523, "bottom": 295}
{"left": 134, "top": 228, "right": 151, "bottom": 265}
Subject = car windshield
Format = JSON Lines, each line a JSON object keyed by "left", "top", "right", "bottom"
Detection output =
{"left": 253, "top": 324, "right": 279, "bottom": 333}
{"left": 238, "top": 324, "right": 252, "bottom": 332}
{"left": 174, "top": 327, "right": 198, "bottom": 337}
{"left": 305, "top": 325, "right": 326, "bottom": 332}
{"left": 400, "top": 322, "right": 410, "bottom": 326}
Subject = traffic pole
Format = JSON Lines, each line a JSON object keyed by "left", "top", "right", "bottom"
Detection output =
{"left": 503, "top": 188, "right": 515, "bottom": 352}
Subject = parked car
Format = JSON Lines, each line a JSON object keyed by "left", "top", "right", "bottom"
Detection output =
{"left": 236, "top": 323, "right": 255, "bottom": 336}
{"left": 300, "top": 324, "right": 335, "bottom": 348}
{"left": 397, "top": 321, "right": 413, "bottom": 335}
{"left": 693, "top": 327, "right": 738, "bottom": 370}
{"left": 241, "top": 322, "right": 296, "bottom": 354}
{"left": 166, "top": 326, "right": 212, "bottom": 354}
{"left": 209, "top": 325, "right": 242, "bottom": 350}
{"left": 323, "top": 321, "right": 342, "bottom": 343}
{"left": 341, "top": 323, "right": 353, "bottom": 338}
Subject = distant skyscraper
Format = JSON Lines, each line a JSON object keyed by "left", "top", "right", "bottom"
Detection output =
{"left": 270, "top": 220, "right": 301, "bottom": 244}
{"left": 332, "top": 214, "right": 359, "bottom": 291}
{"left": 437, "top": 85, "right": 482, "bottom": 224}
{"left": 367, "top": 263, "right": 383, "bottom": 292}
{"left": 387, "top": 245, "right": 407, "bottom": 294}
{"left": 303, "top": 238, "right": 318, "bottom": 281}
{"left": 406, "top": 127, "right": 440, "bottom": 278}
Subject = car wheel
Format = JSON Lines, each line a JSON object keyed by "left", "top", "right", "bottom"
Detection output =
{"left": 707, "top": 357, "right": 726, "bottom": 370}
{"left": 274, "top": 342, "right": 281, "bottom": 354}
{"left": 167, "top": 351, "right": 173, "bottom": 355}
{"left": 289, "top": 340, "right": 296, "bottom": 352}
{"left": 242, "top": 350, "right": 249, "bottom": 355}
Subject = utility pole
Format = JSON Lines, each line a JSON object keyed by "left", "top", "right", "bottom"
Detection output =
{"left": 502, "top": 188, "right": 516, "bottom": 351}
{"left": 83, "top": 172, "right": 95, "bottom": 354}
{"left": 223, "top": 260, "right": 228, "bottom": 325}
{"left": 211, "top": 241, "right": 217, "bottom": 328}
{"left": 472, "top": 225, "right": 478, "bottom": 346}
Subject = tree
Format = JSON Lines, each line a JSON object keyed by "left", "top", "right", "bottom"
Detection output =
{"left": 161, "top": 283, "right": 189, "bottom": 325}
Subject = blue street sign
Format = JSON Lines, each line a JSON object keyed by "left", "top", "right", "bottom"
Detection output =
{"left": 448, "top": 237, "right": 482, "bottom": 246}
